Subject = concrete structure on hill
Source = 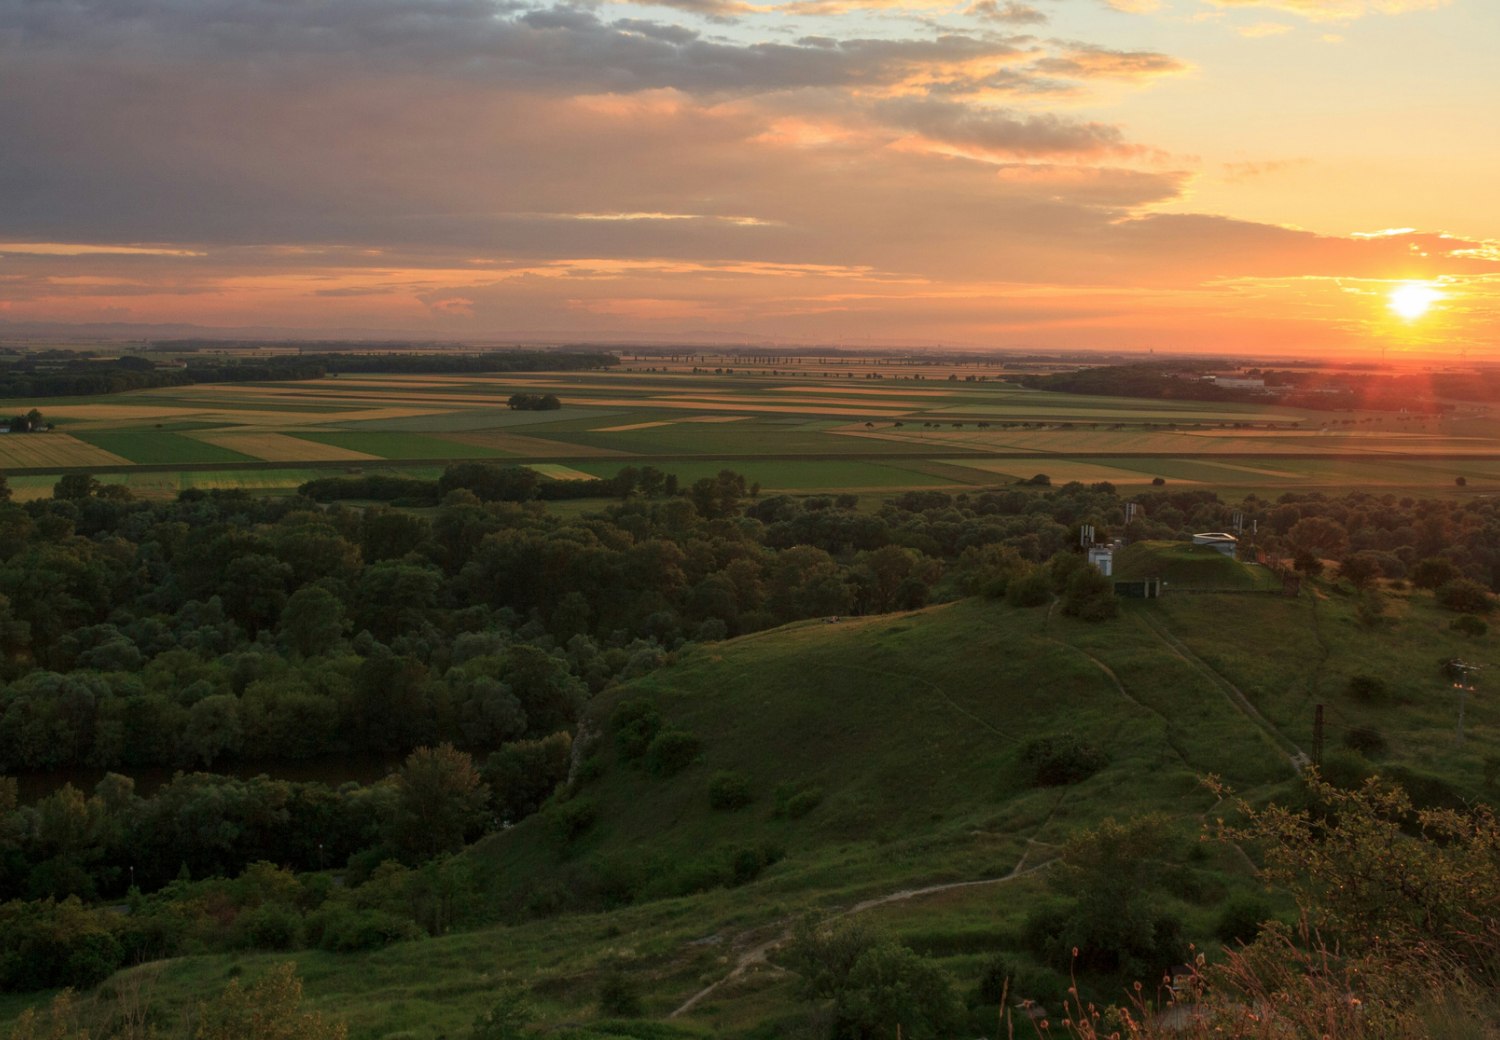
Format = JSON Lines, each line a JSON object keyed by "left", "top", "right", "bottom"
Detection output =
{"left": 1086, "top": 545, "right": 1114, "bottom": 576}
{"left": 1192, "top": 532, "right": 1238, "bottom": 558}
{"left": 1115, "top": 578, "right": 1162, "bottom": 598}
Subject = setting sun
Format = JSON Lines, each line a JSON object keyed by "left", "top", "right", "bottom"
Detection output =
{"left": 1389, "top": 282, "right": 1442, "bottom": 321}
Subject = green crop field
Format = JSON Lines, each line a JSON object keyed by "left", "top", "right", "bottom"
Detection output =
{"left": 331, "top": 406, "right": 623, "bottom": 432}
{"left": 70, "top": 428, "right": 258, "bottom": 464}
{"left": 6, "top": 362, "right": 1500, "bottom": 501}
{"left": 292, "top": 430, "right": 513, "bottom": 459}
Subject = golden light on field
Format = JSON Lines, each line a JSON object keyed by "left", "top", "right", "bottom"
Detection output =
{"left": 1388, "top": 282, "right": 1442, "bottom": 321}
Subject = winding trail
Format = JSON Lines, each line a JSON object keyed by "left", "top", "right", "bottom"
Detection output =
{"left": 667, "top": 852, "right": 1059, "bottom": 1020}
{"left": 1133, "top": 610, "right": 1309, "bottom": 774}
{"left": 807, "top": 659, "right": 1015, "bottom": 744}
{"left": 1049, "top": 639, "right": 1197, "bottom": 772}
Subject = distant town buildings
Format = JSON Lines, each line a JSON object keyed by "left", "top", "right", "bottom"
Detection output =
{"left": 1203, "top": 375, "right": 1267, "bottom": 391}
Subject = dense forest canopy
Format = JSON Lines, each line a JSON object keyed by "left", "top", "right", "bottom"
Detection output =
{"left": 1018, "top": 361, "right": 1476, "bottom": 413}
{"left": 1, "top": 464, "right": 1498, "bottom": 999}
{"left": 0, "top": 349, "right": 617, "bottom": 398}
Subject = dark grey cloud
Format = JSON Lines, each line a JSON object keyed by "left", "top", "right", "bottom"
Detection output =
{"left": 630, "top": 0, "right": 755, "bottom": 21}
{"left": 0, "top": 1, "right": 1041, "bottom": 96}
{"left": 0, "top": 0, "right": 1220, "bottom": 299}
{"left": 873, "top": 98, "right": 1124, "bottom": 157}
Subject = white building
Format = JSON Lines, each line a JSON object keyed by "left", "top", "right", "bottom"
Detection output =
{"left": 1192, "top": 532, "right": 1238, "bottom": 557}
{"left": 1087, "top": 546, "right": 1114, "bottom": 576}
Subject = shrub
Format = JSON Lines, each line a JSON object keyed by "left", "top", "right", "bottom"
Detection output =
{"left": 0, "top": 898, "right": 124, "bottom": 991}
{"left": 783, "top": 915, "right": 966, "bottom": 1039}
{"left": 550, "top": 798, "right": 598, "bottom": 844}
{"left": 834, "top": 943, "right": 963, "bottom": 1040}
{"left": 597, "top": 970, "right": 644, "bottom": 1017}
{"left": 1318, "top": 748, "right": 1372, "bottom": 790}
{"left": 1004, "top": 569, "right": 1052, "bottom": 608}
{"left": 1021, "top": 735, "right": 1108, "bottom": 787}
{"left": 1451, "top": 614, "right": 1488, "bottom": 638}
{"left": 973, "top": 953, "right": 1017, "bottom": 1006}
{"left": 470, "top": 986, "right": 533, "bottom": 1040}
{"left": 484, "top": 732, "right": 573, "bottom": 824}
{"left": 575, "top": 853, "right": 649, "bottom": 909}
{"left": 1345, "top": 674, "right": 1388, "bottom": 704}
{"left": 692, "top": 618, "right": 728, "bottom": 643}
{"left": 1436, "top": 578, "right": 1492, "bottom": 614}
{"left": 1292, "top": 549, "right": 1324, "bottom": 576}
{"left": 773, "top": 782, "right": 824, "bottom": 819}
{"left": 1062, "top": 566, "right": 1118, "bottom": 621}
{"left": 522, "top": 880, "right": 568, "bottom": 918}
{"left": 1342, "top": 725, "right": 1388, "bottom": 758}
{"left": 1214, "top": 893, "right": 1272, "bottom": 945}
{"left": 707, "top": 771, "right": 753, "bottom": 810}
{"left": 973, "top": 955, "right": 1066, "bottom": 1010}
{"left": 309, "top": 907, "right": 423, "bottom": 952}
{"left": 1411, "top": 556, "right": 1459, "bottom": 590}
{"left": 610, "top": 700, "right": 662, "bottom": 761}
{"left": 234, "top": 903, "right": 304, "bottom": 951}
{"left": 644, "top": 728, "right": 701, "bottom": 777}
{"left": 725, "top": 843, "right": 783, "bottom": 886}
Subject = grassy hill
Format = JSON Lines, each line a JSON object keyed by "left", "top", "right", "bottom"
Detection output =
{"left": 4, "top": 586, "right": 1496, "bottom": 1038}
{"left": 1111, "top": 539, "right": 1277, "bottom": 590}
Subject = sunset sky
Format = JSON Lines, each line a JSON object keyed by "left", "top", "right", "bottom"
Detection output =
{"left": 1, "top": 0, "right": 1496, "bottom": 354}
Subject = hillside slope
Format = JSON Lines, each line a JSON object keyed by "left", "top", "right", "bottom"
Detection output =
{"left": 7, "top": 587, "right": 1495, "bottom": 1039}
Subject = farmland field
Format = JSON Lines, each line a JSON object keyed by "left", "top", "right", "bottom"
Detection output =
{"left": 291, "top": 431, "right": 512, "bottom": 460}
{"left": 72, "top": 429, "right": 257, "bottom": 465}
{"left": 3, "top": 355, "right": 1500, "bottom": 500}
{"left": 0, "top": 432, "right": 129, "bottom": 468}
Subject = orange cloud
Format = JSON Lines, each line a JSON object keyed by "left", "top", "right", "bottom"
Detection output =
{"left": 1206, "top": 0, "right": 1450, "bottom": 21}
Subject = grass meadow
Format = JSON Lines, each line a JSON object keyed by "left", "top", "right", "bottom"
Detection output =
{"left": 7, "top": 579, "right": 1488, "bottom": 1038}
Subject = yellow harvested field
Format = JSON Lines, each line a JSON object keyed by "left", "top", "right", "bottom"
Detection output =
{"left": 594, "top": 421, "right": 676, "bottom": 432}
{"left": 829, "top": 425, "right": 1466, "bottom": 458}
{"left": 613, "top": 398, "right": 906, "bottom": 417}
{"left": 196, "top": 387, "right": 550, "bottom": 408}
{"left": 1181, "top": 428, "right": 1435, "bottom": 439}
{"left": 655, "top": 393, "right": 913, "bottom": 410}
{"left": 526, "top": 464, "right": 596, "bottom": 481}
{"left": 0, "top": 434, "right": 129, "bottom": 468}
{"left": 189, "top": 431, "right": 380, "bottom": 462}
{"left": 193, "top": 407, "right": 444, "bottom": 427}
{"left": 594, "top": 415, "right": 755, "bottom": 431}
{"left": 771, "top": 386, "right": 957, "bottom": 398}
{"left": 1182, "top": 460, "right": 1304, "bottom": 478}
{"left": 264, "top": 376, "right": 709, "bottom": 394}
{"left": 40, "top": 404, "right": 210, "bottom": 421}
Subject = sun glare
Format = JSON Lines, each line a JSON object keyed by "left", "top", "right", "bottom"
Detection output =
{"left": 1388, "top": 282, "right": 1442, "bottom": 320}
